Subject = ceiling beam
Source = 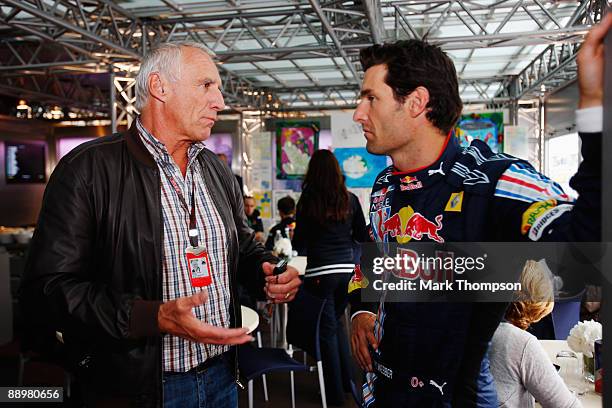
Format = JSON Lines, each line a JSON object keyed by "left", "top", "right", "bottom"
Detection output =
{"left": 307, "top": 0, "right": 360, "bottom": 83}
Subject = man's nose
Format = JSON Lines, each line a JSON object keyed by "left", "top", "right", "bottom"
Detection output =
{"left": 210, "top": 87, "right": 225, "bottom": 111}
{"left": 353, "top": 102, "right": 367, "bottom": 123}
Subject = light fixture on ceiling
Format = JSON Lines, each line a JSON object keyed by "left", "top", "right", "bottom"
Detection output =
{"left": 16, "top": 99, "right": 32, "bottom": 119}
{"left": 43, "top": 106, "right": 64, "bottom": 120}
{"left": 50, "top": 106, "right": 64, "bottom": 118}
{"left": 539, "top": 84, "right": 546, "bottom": 97}
{"left": 16, "top": 99, "right": 29, "bottom": 110}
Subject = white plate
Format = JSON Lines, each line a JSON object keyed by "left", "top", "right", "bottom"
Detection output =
{"left": 241, "top": 305, "right": 259, "bottom": 334}
{"left": 288, "top": 256, "right": 307, "bottom": 276}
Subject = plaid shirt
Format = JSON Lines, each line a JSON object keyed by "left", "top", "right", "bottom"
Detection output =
{"left": 137, "top": 119, "right": 231, "bottom": 372}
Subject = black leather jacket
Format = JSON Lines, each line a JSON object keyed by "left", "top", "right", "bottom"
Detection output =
{"left": 20, "top": 124, "right": 275, "bottom": 406}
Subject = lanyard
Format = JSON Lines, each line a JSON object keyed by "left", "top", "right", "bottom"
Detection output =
{"left": 160, "top": 164, "right": 199, "bottom": 248}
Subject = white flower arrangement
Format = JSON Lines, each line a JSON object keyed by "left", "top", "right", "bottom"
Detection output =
{"left": 567, "top": 320, "right": 602, "bottom": 358}
{"left": 273, "top": 237, "right": 293, "bottom": 258}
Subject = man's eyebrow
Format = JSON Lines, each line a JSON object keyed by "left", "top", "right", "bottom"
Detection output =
{"left": 360, "top": 88, "right": 373, "bottom": 98}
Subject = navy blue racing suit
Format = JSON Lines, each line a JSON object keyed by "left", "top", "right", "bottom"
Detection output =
{"left": 349, "top": 131, "right": 601, "bottom": 407}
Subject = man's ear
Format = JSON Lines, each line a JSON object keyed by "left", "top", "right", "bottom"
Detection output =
{"left": 148, "top": 72, "right": 167, "bottom": 103}
{"left": 406, "top": 86, "right": 430, "bottom": 118}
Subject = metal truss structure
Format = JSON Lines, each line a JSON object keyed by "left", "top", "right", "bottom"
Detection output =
{"left": 239, "top": 111, "right": 264, "bottom": 190}
{"left": 0, "top": 0, "right": 605, "bottom": 121}
{"left": 388, "top": 0, "right": 604, "bottom": 101}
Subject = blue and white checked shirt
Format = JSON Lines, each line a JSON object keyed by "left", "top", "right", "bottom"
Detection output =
{"left": 137, "top": 119, "right": 231, "bottom": 372}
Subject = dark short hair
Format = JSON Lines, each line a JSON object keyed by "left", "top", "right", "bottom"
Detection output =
{"left": 360, "top": 39, "right": 462, "bottom": 134}
{"left": 277, "top": 196, "right": 295, "bottom": 215}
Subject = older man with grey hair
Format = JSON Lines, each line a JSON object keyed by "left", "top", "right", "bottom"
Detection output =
{"left": 20, "top": 41, "right": 301, "bottom": 407}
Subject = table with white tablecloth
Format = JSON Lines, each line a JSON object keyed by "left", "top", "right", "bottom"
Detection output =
{"left": 537, "top": 340, "right": 601, "bottom": 408}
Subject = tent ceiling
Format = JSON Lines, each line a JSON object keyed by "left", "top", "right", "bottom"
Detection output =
{"left": 0, "top": 0, "right": 605, "bottom": 114}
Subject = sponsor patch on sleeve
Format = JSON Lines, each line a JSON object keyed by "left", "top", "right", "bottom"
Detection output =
{"left": 528, "top": 204, "right": 573, "bottom": 241}
{"left": 521, "top": 199, "right": 557, "bottom": 235}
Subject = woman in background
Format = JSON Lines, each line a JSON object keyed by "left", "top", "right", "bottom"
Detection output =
{"left": 489, "top": 260, "right": 581, "bottom": 408}
{"left": 292, "top": 149, "right": 368, "bottom": 406}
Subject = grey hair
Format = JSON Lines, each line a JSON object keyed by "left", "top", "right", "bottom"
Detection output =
{"left": 135, "top": 41, "right": 212, "bottom": 111}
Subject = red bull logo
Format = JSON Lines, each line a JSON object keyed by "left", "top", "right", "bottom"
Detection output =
{"left": 381, "top": 207, "right": 445, "bottom": 243}
{"left": 405, "top": 213, "right": 444, "bottom": 243}
{"left": 399, "top": 175, "right": 423, "bottom": 191}
{"left": 382, "top": 213, "right": 402, "bottom": 238}
{"left": 400, "top": 175, "right": 419, "bottom": 184}
{"left": 393, "top": 248, "right": 455, "bottom": 282}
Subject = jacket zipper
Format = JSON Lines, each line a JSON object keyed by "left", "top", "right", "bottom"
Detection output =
{"left": 156, "top": 168, "right": 165, "bottom": 407}
{"left": 198, "top": 155, "right": 243, "bottom": 387}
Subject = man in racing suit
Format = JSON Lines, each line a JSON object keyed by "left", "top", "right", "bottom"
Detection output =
{"left": 349, "top": 15, "right": 609, "bottom": 408}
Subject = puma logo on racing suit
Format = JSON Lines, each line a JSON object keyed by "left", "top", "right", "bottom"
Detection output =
{"left": 427, "top": 162, "right": 445, "bottom": 177}
{"left": 429, "top": 380, "right": 447, "bottom": 395}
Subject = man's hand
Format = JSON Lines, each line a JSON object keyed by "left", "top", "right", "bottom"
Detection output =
{"left": 351, "top": 313, "right": 378, "bottom": 372}
{"left": 263, "top": 262, "right": 301, "bottom": 303}
{"left": 158, "top": 290, "right": 253, "bottom": 344}
{"left": 577, "top": 13, "right": 612, "bottom": 109}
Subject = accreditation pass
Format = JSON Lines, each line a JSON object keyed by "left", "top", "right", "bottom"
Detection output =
{"left": 0, "top": 387, "right": 63, "bottom": 403}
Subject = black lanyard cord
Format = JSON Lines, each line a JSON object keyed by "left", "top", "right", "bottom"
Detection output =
{"left": 161, "top": 164, "right": 199, "bottom": 248}
{"left": 188, "top": 181, "right": 198, "bottom": 247}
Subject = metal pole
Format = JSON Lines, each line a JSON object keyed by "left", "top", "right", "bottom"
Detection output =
{"left": 509, "top": 99, "right": 519, "bottom": 126}
{"left": 110, "top": 65, "right": 117, "bottom": 133}
{"left": 538, "top": 96, "right": 545, "bottom": 173}
{"left": 239, "top": 112, "right": 249, "bottom": 192}
{"left": 363, "top": 0, "right": 385, "bottom": 44}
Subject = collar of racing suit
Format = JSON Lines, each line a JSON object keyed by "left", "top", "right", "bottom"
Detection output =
{"left": 389, "top": 133, "right": 461, "bottom": 190}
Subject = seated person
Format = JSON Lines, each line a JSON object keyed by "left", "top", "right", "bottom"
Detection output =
{"left": 265, "top": 196, "right": 296, "bottom": 250}
{"left": 489, "top": 260, "right": 582, "bottom": 408}
{"left": 244, "top": 196, "right": 264, "bottom": 242}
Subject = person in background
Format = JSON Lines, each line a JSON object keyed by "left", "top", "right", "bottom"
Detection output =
{"left": 19, "top": 41, "right": 301, "bottom": 407}
{"left": 489, "top": 260, "right": 581, "bottom": 408}
{"left": 244, "top": 196, "right": 265, "bottom": 242}
{"left": 265, "top": 195, "right": 296, "bottom": 251}
{"left": 292, "top": 149, "right": 368, "bottom": 406}
{"left": 217, "top": 152, "right": 244, "bottom": 196}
